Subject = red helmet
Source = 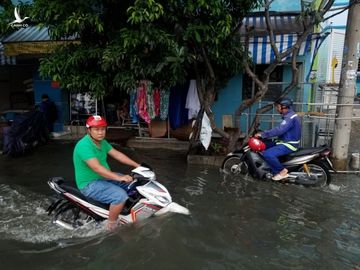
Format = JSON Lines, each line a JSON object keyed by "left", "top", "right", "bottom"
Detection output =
{"left": 248, "top": 137, "right": 266, "bottom": 151}
{"left": 86, "top": 115, "right": 108, "bottom": 128}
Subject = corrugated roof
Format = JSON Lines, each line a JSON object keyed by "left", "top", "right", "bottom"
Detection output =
{"left": 2, "top": 26, "right": 78, "bottom": 43}
{"left": 4, "top": 14, "right": 302, "bottom": 42}
{"left": 2, "top": 26, "right": 50, "bottom": 42}
{"left": 240, "top": 12, "right": 304, "bottom": 36}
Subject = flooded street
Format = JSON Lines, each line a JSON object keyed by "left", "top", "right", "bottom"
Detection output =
{"left": 0, "top": 141, "right": 359, "bottom": 269}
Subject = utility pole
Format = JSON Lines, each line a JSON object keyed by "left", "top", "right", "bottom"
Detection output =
{"left": 332, "top": 0, "right": 360, "bottom": 170}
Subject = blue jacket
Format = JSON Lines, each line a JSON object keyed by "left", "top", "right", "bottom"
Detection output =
{"left": 261, "top": 109, "right": 301, "bottom": 147}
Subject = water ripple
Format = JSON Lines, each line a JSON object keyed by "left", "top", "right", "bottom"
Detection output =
{"left": 184, "top": 177, "right": 207, "bottom": 196}
{"left": 0, "top": 184, "right": 106, "bottom": 244}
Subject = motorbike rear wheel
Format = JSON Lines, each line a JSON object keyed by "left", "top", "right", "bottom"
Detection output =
{"left": 221, "top": 156, "right": 248, "bottom": 175}
{"left": 297, "top": 161, "right": 331, "bottom": 187}
{"left": 53, "top": 201, "right": 95, "bottom": 229}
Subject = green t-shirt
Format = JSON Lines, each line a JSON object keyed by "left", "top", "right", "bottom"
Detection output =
{"left": 73, "top": 134, "right": 113, "bottom": 189}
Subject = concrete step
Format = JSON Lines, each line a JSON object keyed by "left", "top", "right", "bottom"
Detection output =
{"left": 126, "top": 137, "right": 189, "bottom": 151}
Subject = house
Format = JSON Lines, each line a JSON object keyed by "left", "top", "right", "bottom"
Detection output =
{"left": 315, "top": 0, "right": 360, "bottom": 96}
{"left": 1, "top": 26, "right": 78, "bottom": 132}
{"left": 212, "top": 0, "right": 324, "bottom": 136}
{"left": 316, "top": 0, "right": 348, "bottom": 84}
{"left": 0, "top": 41, "right": 31, "bottom": 114}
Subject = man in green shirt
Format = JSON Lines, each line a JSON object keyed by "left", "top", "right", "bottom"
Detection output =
{"left": 73, "top": 115, "right": 140, "bottom": 230}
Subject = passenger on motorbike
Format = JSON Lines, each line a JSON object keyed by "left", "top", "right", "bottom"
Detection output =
{"left": 73, "top": 115, "right": 140, "bottom": 230}
{"left": 255, "top": 97, "right": 301, "bottom": 181}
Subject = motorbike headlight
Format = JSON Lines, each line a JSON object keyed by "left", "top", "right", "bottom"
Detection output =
{"left": 155, "top": 196, "right": 170, "bottom": 204}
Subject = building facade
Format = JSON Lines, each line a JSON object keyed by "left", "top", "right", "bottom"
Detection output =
{"left": 212, "top": 0, "right": 321, "bottom": 131}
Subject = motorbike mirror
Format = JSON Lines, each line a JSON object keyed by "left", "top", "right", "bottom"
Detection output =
{"left": 140, "top": 162, "right": 153, "bottom": 171}
{"left": 132, "top": 166, "right": 156, "bottom": 181}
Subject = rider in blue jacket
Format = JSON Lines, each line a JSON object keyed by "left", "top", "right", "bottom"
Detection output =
{"left": 255, "top": 97, "right": 301, "bottom": 181}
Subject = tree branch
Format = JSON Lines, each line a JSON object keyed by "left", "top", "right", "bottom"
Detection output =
{"left": 264, "top": 0, "right": 280, "bottom": 58}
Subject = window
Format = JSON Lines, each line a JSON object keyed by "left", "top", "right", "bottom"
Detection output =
{"left": 242, "top": 65, "right": 284, "bottom": 101}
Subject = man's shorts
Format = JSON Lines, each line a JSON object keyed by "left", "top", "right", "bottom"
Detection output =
{"left": 80, "top": 179, "right": 129, "bottom": 205}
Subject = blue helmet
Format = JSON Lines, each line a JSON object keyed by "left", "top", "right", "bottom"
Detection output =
{"left": 275, "top": 97, "right": 293, "bottom": 108}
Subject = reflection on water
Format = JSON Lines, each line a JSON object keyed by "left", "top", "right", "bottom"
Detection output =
{"left": 0, "top": 142, "right": 360, "bottom": 269}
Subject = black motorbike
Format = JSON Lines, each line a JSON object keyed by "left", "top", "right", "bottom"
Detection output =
{"left": 221, "top": 137, "right": 334, "bottom": 187}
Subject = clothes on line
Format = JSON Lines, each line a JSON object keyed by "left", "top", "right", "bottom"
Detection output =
{"left": 128, "top": 80, "right": 202, "bottom": 130}
{"left": 129, "top": 81, "right": 169, "bottom": 124}
{"left": 185, "top": 79, "right": 200, "bottom": 120}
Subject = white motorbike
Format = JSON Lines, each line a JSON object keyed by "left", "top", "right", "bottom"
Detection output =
{"left": 47, "top": 166, "right": 190, "bottom": 230}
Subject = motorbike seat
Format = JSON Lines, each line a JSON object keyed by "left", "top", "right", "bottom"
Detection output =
{"left": 287, "top": 146, "right": 328, "bottom": 157}
{"left": 59, "top": 182, "right": 110, "bottom": 210}
{"left": 55, "top": 179, "right": 140, "bottom": 215}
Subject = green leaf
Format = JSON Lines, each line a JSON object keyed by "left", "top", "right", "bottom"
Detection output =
{"left": 194, "top": 31, "right": 201, "bottom": 43}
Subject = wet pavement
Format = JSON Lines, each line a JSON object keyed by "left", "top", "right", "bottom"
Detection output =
{"left": 0, "top": 141, "right": 359, "bottom": 269}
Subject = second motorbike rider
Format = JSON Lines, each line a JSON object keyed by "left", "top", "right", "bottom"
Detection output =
{"left": 255, "top": 97, "right": 301, "bottom": 181}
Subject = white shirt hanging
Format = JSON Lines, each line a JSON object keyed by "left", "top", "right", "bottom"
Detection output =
{"left": 185, "top": 79, "right": 200, "bottom": 119}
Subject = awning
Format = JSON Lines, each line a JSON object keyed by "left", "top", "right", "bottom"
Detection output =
{"left": 240, "top": 13, "right": 304, "bottom": 36}
{"left": 4, "top": 40, "right": 79, "bottom": 56}
{"left": 0, "top": 43, "right": 16, "bottom": 65}
{"left": 247, "top": 34, "right": 312, "bottom": 64}
{"left": 240, "top": 13, "right": 326, "bottom": 65}
{"left": 2, "top": 26, "right": 79, "bottom": 56}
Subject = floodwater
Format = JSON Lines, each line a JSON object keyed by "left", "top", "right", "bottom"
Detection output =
{"left": 0, "top": 141, "right": 359, "bottom": 269}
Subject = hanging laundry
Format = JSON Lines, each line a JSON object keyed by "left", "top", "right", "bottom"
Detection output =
{"left": 185, "top": 79, "right": 200, "bottom": 120}
{"left": 147, "top": 87, "right": 156, "bottom": 120}
{"left": 153, "top": 88, "right": 161, "bottom": 117}
{"left": 160, "top": 89, "right": 170, "bottom": 120}
{"left": 129, "top": 90, "right": 139, "bottom": 123}
{"left": 168, "top": 82, "right": 189, "bottom": 130}
{"left": 200, "top": 112, "right": 212, "bottom": 150}
{"left": 137, "top": 82, "right": 151, "bottom": 124}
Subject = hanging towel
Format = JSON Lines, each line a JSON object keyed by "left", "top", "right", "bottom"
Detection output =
{"left": 153, "top": 88, "right": 161, "bottom": 117}
{"left": 147, "top": 87, "right": 156, "bottom": 120}
{"left": 137, "top": 82, "right": 151, "bottom": 124}
{"left": 200, "top": 112, "right": 212, "bottom": 150}
{"left": 160, "top": 89, "right": 170, "bottom": 120}
{"left": 129, "top": 91, "right": 139, "bottom": 123}
{"left": 185, "top": 79, "right": 200, "bottom": 119}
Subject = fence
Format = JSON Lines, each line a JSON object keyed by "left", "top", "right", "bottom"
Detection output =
{"left": 232, "top": 82, "right": 360, "bottom": 148}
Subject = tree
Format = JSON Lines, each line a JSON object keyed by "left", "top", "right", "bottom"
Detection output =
{"left": 32, "top": 0, "right": 137, "bottom": 98}
{"left": 30, "top": 0, "right": 260, "bottom": 148}
{"left": 28, "top": 0, "right": 335, "bottom": 153}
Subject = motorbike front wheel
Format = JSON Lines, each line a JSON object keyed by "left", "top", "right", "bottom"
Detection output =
{"left": 297, "top": 161, "right": 331, "bottom": 187}
{"left": 221, "top": 156, "right": 248, "bottom": 175}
